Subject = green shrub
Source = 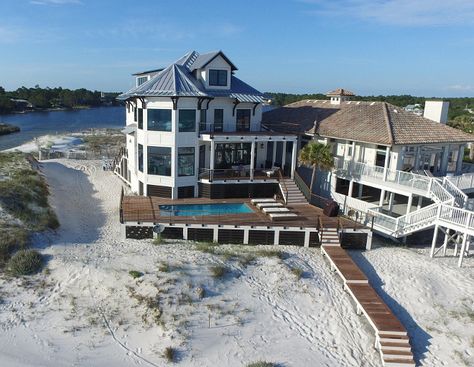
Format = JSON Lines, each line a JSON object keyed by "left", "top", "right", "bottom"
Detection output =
{"left": 195, "top": 241, "right": 219, "bottom": 254}
{"left": 246, "top": 362, "right": 276, "bottom": 367}
{"left": 129, "top": 270, "right": 143, "bottom": 279}
{"left": 153, "top": 236, "right": 164, "bottom": 245}
{"left": 6, "top": 249, "right": 43, "bottom": 276}
{"left": 158, "top": 262, "right": 170, "bottom": 272}
{"left": 291, "top": 267, "right": 304, "bottom": 280}
{"left": 0, "top": 226, "right": 29, "bottom": 264}
{"left": 255, "top": 249, "right": 284, "bottom": 259}
{"left": 209, "top": 265, "right": 227, "bottom": 278}
{"left": 163, "top": 346, "right": 177, "bottom": 363}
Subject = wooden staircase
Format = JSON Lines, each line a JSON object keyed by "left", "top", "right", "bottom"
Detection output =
{"left": 280, "top": 178, "right": 308, "bottom": 205}
{"left": 378, "top": 333, "right": 415, "bottom": 366}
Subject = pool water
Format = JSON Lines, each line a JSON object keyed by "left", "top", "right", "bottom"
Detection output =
{"left": 159, "top": 203, "right": 253, "bottom": 216}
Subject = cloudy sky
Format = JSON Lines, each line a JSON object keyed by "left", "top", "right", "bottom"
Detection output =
{"left": 0, "top": 0, "right": 473, "bottom": 96}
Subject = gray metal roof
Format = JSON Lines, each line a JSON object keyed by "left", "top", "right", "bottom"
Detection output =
{"left": 189, "top": 51, "right": 237, "bottom": 71}
{"left": 118, "top": 50, "right": 261, "bottom": 102}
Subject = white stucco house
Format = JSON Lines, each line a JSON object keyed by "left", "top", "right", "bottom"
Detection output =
{"left": 263, "top": 89, "right": 474, "bottom": 265}
{"left": 116, "top": 51, "right": 300, "bottom": 201}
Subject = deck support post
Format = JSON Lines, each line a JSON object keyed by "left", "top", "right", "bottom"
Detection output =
{"left": 365, "top": 231, "right": 373, "bottom": 250}
{"left": 458, "top": 233, "right": 468, "bottom": 267}
{"left": 281, "top": 141, "right": 287, "bottom": 175}
{"left": 417, "top": 195, "right": 423, "bottom": 210}
{"left": 348, "top": 180, "right": 354, "bottom": 198}
{"left": 243, "top": 228, "right": 249, "bottom": 245}
{"left": 182, "top": 226, "right": 188, "bottom": 240}
{"left": 250, "top": 141, "right": 256, "bottom": 180}
{"left": 379, "top": 189, "right": 386, "bottom": 207}
{"left": 388, "top": 192, "right": 395, "bottom": 214}
{"left": 273, "top": 228, "right": 280, "bottom": 245}
{"left": 406, "top": 194, "right": 413, "bottom": 215}
{"left": 272, "top": 142, "right": 277, "bottom": 167}
{"left": 304, "top": 230, "right": 310, "bottom": 247}
{"left": 213, "top": 227, "right": 218, "bottom": 242}
{"left": 210, "top": 140, "right": 215, "bottom": 179}
{"left": 430, "top": 224, "right": 439, "bottom": 258}
{"left": 358, "top": 183, "right": 363, "bottom": 198}
{"left": 442, "top": 229, "right": 450, "bottom": 256}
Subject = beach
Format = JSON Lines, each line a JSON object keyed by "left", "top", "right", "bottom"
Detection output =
{"left": 0, "top": 157, "right": 472, "bottom": 366}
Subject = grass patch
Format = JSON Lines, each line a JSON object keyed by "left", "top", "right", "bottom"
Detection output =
{"left": 246, "top": 362, "right": 276, "bottom": 367}
{"left": 153, "top": 236, "right": 165, "bottom": 245}
{"left": 158, "top": 262, "right": 170, "bottom": 272}
{"left": 129, "top": 270, "right": 144, "bottom": 279}
{"left": 6, "top": 249, "right": 43, "bottom": 276}
{"left": 0, "top": 225, "right": 30, "bottom": 265}
{"left": 209, "top": 265, "right": 228, "bottom": 278}
{"left": 195, "top": 241, "right": 219, "bottom": 254}
{"left": 291, "top": 267, "right": 304, "bottom": 280}
{"left": 163, "top": 346, "right": 177, "bottom": 363}
{"left": 255, "top": 249, "right": 285, "bottom": 259}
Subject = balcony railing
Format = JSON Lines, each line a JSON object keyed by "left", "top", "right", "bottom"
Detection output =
{"left": 198, "top": 168, "right": 278, "bottom": 181}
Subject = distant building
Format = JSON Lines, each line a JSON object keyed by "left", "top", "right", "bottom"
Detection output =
{"left": 404, "top": 103, "right": 423, "bottom": 116}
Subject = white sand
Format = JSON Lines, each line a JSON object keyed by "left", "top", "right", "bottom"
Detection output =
{"left": 0, "top": 159, "right": 472, "bottom": 366}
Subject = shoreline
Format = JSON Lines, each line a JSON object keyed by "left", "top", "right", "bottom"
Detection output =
{"left": 0, "top": 104, "right": 122, "bottom": 116}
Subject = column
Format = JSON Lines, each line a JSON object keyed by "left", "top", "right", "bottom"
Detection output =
{"left": 348, "top": 180, "right": 354, "bottom": 197}
{"left": 272, "top": 141, "right": 277, "bottom": 167}
{"left": 388, "top": 192, "right": 395, "bottom": 214}
{"left": 291, "top": 140, "right": 297, "bottom": 179}
{"left": 440, "top": 145, "right": 450, "bottom": 175}
{"left": 365, "top": 231, "right": 373, "bottom": 250}
{"left": 250, "top": 140, "right": 256, "bottom": 180}
{"left": 414, "top": 146, "right": 420, "bottom": 171}
{"left": 358, "top": 183, "right": 363, "bottom": 198}
{"left": 383, "top": 146, "right": 391, "bottom": 181}
{"left": 281, "top": 141, "right": 287, "bottom": 175}
{"left": 209, "top": 140, "right": 215, "bottom": 181}
{"left": 456, "top": 144, "right": 464, "bottom": 175}
{"left": 417, "top": 195, "right": 423, "bottom": 210}
{"left": 406, "top": 194, "right": 413, "bottom": 215}
{"left": 379, "top": 189, "right": 386, "bottom": 206}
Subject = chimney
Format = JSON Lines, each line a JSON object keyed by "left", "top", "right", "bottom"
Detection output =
{"left": 423, "top": 100, "right": 449, "bottom": 124}
{"left": 326, "top": 88, "right": 355, "bottom": 105}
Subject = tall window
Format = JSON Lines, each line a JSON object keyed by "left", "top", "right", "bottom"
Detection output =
{"left": 215, "top": 143, "right": 251, "bottom": 169}
{"left": 214, "top": 109, "right": 223, "bottom": 132}
{"left": 148, "top": 109, "right": 172, "bottom": 131}
{"left": 138, "top": 144, "right": 143, "bottom": 172}
{"left": 148, "top": 147, "right": 171, "bottom": 176}
{"left": 236, "top": 109, "right": 251, "bottom": 131}
{"left": 209, "top": 69, "right": 228, "bottom": 86}
{"left": 137, "top": 108, "right": 143, "bottom": 129}
{"left": 199, "top": 110, "right": 207, "bottom": 132}
{"left": 179, "top": 109, "right": 196, "bottom": 132}
{"left": 137, "top": 76, "right": 148, "bottom": 86}
{"left": 178, "top": 147, "right": 195, "bottom": 176}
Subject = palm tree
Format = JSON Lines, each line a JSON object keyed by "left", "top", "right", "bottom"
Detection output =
{"left": 298, "top": 141, "right": 334, "bottom": 193}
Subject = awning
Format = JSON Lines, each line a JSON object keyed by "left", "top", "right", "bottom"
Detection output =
{"left": 122, "top": 123, "right": 137, "bottom": 135}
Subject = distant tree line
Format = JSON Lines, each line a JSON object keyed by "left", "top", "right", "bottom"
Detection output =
{"left": 0, "top": 85, "right": 122, "bottom": 114}
{"left": 265, "top": 92, "right": 474, "bottom": 121}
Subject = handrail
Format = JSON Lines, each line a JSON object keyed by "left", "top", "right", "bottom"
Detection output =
{"left": 442, "top": 177, "right": 467, "bottom": 207}
{"left": 277, "top": 169, "right": 288, "bottom": 203}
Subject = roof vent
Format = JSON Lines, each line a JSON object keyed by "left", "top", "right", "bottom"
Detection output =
{"left": 370, "top": 102, "right": 376, "bottom": 106}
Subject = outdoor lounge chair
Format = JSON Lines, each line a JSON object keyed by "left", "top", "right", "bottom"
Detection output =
{"left": 250, "top": 198, "right": 276, "bottom": 205}
{"left": 262, "top": 207, "right": 290, "bottom": 214}
{"left": 268, "top": 213, "right": 299, "bottom": 221}
{"left": 256, "top": 202, "right": 284, "bottom": 209}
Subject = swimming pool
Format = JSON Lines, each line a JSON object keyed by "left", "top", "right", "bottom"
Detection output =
{"left": 159, "top": 203, "right": 253, "bottom": 216}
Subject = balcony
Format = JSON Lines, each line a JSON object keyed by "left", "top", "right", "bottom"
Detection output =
{"left": 198, "top": 168, "right": 280, "bottom": 182}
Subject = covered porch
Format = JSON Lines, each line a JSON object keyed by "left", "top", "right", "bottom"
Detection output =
{"left": 199, "top": 132, "right": 298, "bottom": 182}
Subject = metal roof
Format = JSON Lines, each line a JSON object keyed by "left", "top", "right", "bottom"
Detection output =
{"left": 118, "top": 51, "right": 263, "bottom": 102}
{"left": 189, "top": 51, "right": 237, "bottom": 71}
{"left": 132, "top": 68, "right": 164, "bottom": 76}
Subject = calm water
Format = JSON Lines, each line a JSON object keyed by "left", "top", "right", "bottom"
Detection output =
{"left": 0, "top": 106, "right": 124, "bottom": 151}
{"left": 159, "top": 203, "right": 253, "bottom": 216}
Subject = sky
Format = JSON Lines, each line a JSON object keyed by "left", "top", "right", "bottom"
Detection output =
{"left": 0, "top": 0, "right": 474, "bottom": 97}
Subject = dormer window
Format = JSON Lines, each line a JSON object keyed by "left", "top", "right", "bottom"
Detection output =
{"left": 137, "top": 76, "right": 148, "bottom": 86}
{"left": 209, "top": 69, "right": 227, "bottom": 87}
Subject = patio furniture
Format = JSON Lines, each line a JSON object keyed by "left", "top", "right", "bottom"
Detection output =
{"left": 262, "top": 207, "right": 290, "bottom": 213}
{"left": 268, "top": 213, "right": 299, "bottom": 221}
{"left": 256, "top": 202, "right": 284, "bottom": 209}
{"left": 250, "top": 198, "right": 276, "bottom": 205}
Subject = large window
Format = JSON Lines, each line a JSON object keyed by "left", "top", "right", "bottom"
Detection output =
{"left": 138, "top": 144, "right": 143, "bottom": 172}
{"left": 137, "top": 108, "right": 143, "bottom": 129}
{"left": 215, "top": 143, "right": 251, "bottom": 169}
{"left": 214, "top": 109, "right": 223, "bottom": 132}
{"left": 148, "top": 109, "right": 172, "bottom": 131}
{"left": 236, "top": 109, "right": 251, "bottom": 131}
{"left": 179, "top": 109, "right": 196, "bottom": 132}
{"left": 148, "top": 146, "right": 171, "bottom": 176}
{"left": 178, "top": 147, "right": 195, "bottom": 176}
{"left": 209, "top": 69, "right": 228, "bottom": 86}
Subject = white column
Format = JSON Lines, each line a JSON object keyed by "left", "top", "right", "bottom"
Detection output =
{"left": 456, "top": 144, "right": 464, "bottom": 175}
{"left": 458, "top": 233, "right": 468, "bottom": 267}
{"left": 291, "top": 140, "right": 297, "bottom": 179}
{"left": 430, "top": 224, "right": 439, "bottom": 258}
{"left": 417, "top": 195, "right": 423, "bottom": 210}
{"left": 358, "top": 183, "right": 363, "bottom": 198}
{"left": 383, "top": 146, "right": 391, "bottom": 181}
{"left": 388, "top": 192, "right": 395, "bottom": 214}
{"left": 414, "top": 146, "right": 420, "bottom": 171}
{"left": 365, "top": 231, "right": 373, "bottom": 250}
{"left": 281, "top": 141, "right": 287, "bottom": 174}
{"left": 379, "top": 189, "right": 386, "bottom": 206}
{"left": 272, "top": 142, "right": 277, "bottom": 167}
{"left": 406, "top": 194, "right": 413, "bottom": 215}
{"left": 250, "top": 140, "right": 256, "bottom": 180}
{"left": 348, "top": 180, "right": 354, "bottom": 197}
{"left": 209, "top": 140, "right": 215, "bottom": 177}
{"left": 440, "top": 145, "right": 450, "bottom": 175}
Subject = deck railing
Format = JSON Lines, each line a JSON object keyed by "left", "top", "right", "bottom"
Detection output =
{"left": 277, "top": 169, "right": 288, "bottom": 203}
{"left": 198, "top": 168, "right": 276, "bottom": 181}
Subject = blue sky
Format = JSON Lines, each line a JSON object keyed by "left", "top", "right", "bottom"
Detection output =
{"left": 0, "top": 0, "right": 473, "bottom": 97}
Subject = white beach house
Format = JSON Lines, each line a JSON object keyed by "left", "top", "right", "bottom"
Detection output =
{"left": 116, "top": 51, "right": 299, "bottom": 201}
{"left": 263, "top": 89, "right": 474, "bottom": 265}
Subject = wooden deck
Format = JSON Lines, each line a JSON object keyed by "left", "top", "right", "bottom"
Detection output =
{"left": 321, "top": 246, "right": 368, "bottom": 284}
{"left": 121, "top": 196, "right": 364, "bottom": 230}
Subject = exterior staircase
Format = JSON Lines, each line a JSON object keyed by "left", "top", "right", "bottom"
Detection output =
{"left": 280, "top": 178, "right": 308, "bottom": 205}
{"left": 378, "top": 333, "right": 415, "bottom": 366}
{"left": 320, "top": 227, "right": 340, "bottom": 246}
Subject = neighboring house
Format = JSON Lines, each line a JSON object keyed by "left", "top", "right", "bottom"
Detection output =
{"left": 404, "top": 103, "right": 423, "bottom": 116}
{"left": 116, "top": 50, "right": 298, "bottom": 200}
{"left": 263, "top": 89, "right": 474, "bottom": 265}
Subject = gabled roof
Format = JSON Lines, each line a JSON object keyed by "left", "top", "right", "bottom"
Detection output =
{"left": 326, "top": 88, "right": 355, "bottom": 96}
{"left": 189, "top": 50, "right": 238, "bottom": 71}
{"left": 262, "top": 100, "right": 473, "bottom": 146}
{"left": 118, "top": 50, "right": 263, "bottom": 102}
{"left": 132, "top": 68, "right": 164, "bottom": 76}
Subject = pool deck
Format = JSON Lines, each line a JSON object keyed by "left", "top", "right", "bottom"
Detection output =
{"left": 120, "top": 196, "right": 365, "bottom": 230}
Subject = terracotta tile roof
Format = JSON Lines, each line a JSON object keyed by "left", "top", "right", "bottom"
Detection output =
{"left": 326, "top": 88, "right": 355, "bottom": 96}
{"left": 262, "top": 100, "right": 474, "bottom": 146}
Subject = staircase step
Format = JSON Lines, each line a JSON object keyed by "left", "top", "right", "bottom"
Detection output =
{"left": 383, "top": 358, "right": 415, "bottom": 367}
{"left": 382, "top": 350, "right": 413, "bottom": 360}
{"left": 379, "top": 332, "right": 408, "bottom": 338}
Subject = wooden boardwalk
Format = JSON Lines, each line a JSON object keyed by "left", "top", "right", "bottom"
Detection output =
{"left": 321, "top": 232, "right": 415, "bottom": 367}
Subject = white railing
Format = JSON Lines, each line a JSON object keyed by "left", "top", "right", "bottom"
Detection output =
{"left": 442, "top": 177, "right": 467, "bottom": 207}
{"left": 447, "top": 173, "right": 474, "bottom": 191}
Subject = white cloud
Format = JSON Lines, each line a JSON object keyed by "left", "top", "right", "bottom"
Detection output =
{"left": 300, "top": 0, "right": 474, "bottom": 26}
{"left": 30, "top": 0, "right": 82, "bottom": 5}
{"left": 448, "top": 84, "right": 474, "bottom": 91}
